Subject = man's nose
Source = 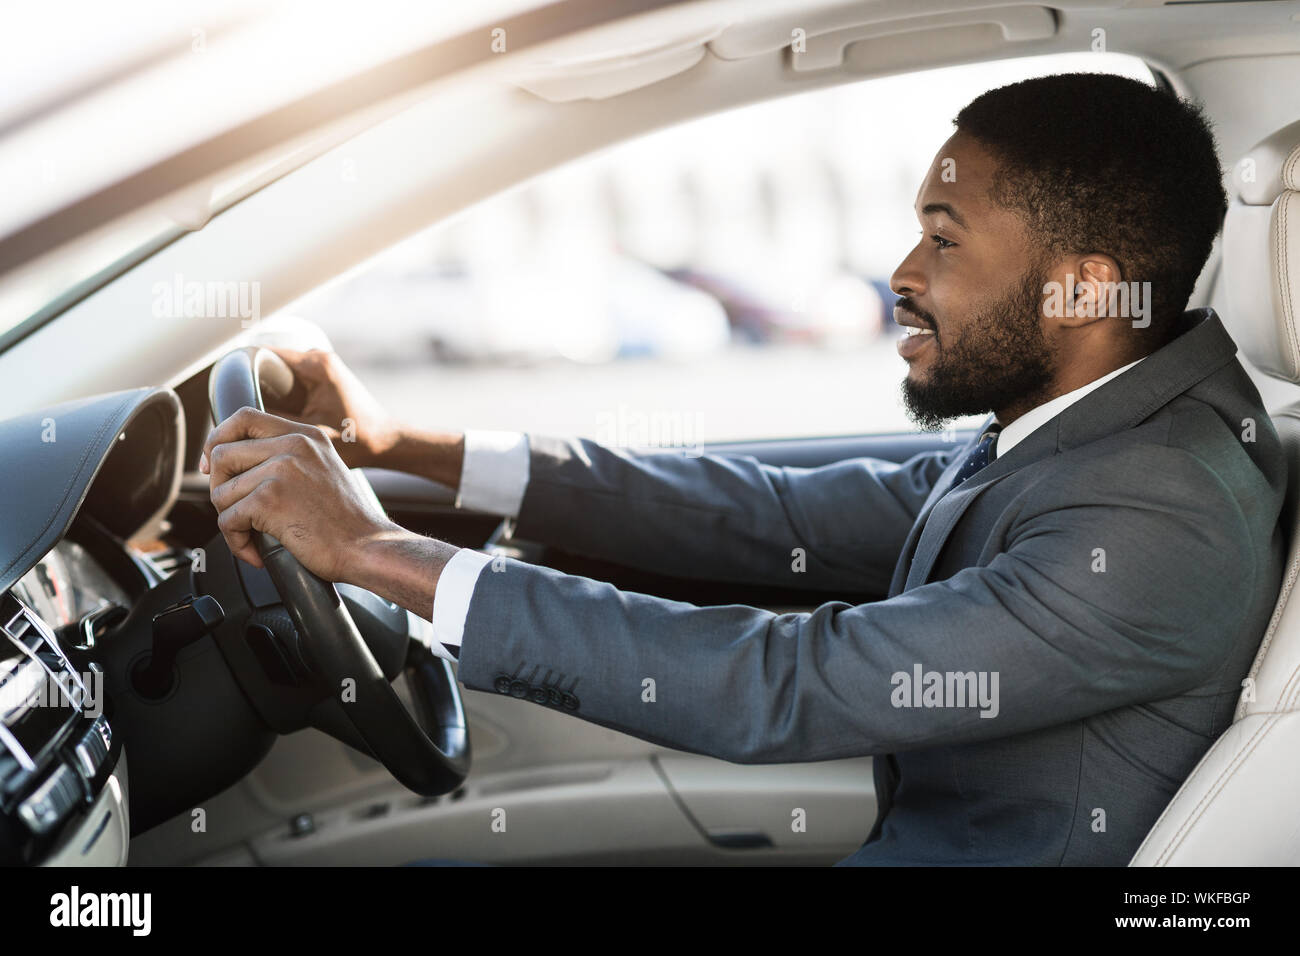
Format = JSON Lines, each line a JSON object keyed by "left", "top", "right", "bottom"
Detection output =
{"left": 890, "top": 244, "right": 926, "bottom": 299}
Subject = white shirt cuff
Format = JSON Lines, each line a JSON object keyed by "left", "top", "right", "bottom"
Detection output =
{"left": 431, "top": 548, "right": 494, "bottom": 659}
{"left": 455, "top": 430, "right": 530, "bottom": 516}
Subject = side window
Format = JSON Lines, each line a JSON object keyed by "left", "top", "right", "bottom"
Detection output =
{"left": 292, "top": 52, "right": 1153, "bottom": 449}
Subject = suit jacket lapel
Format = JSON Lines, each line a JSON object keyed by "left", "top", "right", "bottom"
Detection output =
{"left": 901, "top": 417, "right": 1060, "bottom": 592}
{"left": 886, "top": 423, "right": 981, "bottom": 597}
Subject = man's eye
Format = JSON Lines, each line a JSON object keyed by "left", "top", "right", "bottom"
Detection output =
{"left": 931, "top": 234, "right": 956, "bottom": 250}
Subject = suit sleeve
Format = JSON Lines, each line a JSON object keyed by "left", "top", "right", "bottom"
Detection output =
{"left": 511, "top": 434, "right": 960, "bottom": 595}
{"left": 456, "top": 444, "right": 1260, "bottom": 763}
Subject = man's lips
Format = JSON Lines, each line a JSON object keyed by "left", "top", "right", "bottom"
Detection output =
{"left": 894, "top": 305, "right": 936, "bottom": 360}
{"left": 897, "top": 326, "right": 936, "bottom": 360}
{"left": 893, "top": 304, "right": 935, "bottom": 330}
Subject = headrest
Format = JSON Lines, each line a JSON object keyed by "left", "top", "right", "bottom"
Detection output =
{"left": 1233, "top": 117, "right": 1300, "bottom": 206}
{"left": 1223, "top": 118, "right": 1300, "bottom": 382}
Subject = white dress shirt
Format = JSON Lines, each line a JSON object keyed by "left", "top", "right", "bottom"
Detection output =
{"left": 427, "top": 356, "right": 1146, "bottom": 661}
{"left": 428, "top": 431, "right": 531, "bottom": 661}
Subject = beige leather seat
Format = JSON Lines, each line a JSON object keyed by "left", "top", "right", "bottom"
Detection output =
{"left": 1131, "top": 118, "right": 1300, "bottom": 865}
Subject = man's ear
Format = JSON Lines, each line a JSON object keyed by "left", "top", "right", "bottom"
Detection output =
{"left": 1043, "top": 254, "right": 1123, "bottom": 330}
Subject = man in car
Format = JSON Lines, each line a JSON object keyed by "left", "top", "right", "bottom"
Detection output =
{"left": 200, "top": 73, "right": 1286, "bottom": 865}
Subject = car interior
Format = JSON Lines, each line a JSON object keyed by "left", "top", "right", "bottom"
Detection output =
{"left": 1, "top": 0, "right": 1299, "bottom": 867}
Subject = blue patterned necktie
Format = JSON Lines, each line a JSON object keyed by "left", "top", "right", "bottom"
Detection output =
{"left": 947, "top": 424, "right": 1003, "bottom": 493}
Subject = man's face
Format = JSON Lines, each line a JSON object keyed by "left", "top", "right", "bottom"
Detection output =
{"left": 891, "top": 132, "right": 1058, "bottom": 431}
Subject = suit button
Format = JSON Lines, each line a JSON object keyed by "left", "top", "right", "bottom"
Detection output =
{"left": 562, "top": 693, "right": 580, "bottom": 711}
{"left": 493, "top": 675, "right": 512, "bottom": 694}
{"left": 509, "top": 679, "right": 529, "bottom": 699}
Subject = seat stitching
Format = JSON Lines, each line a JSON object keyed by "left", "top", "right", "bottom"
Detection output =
{"left": 1277, "top": 195, "right": 1299, "bottom": 377}
{"left": 1147, "top": 658, "right": 1300, "bottom": 863}
{"left": 1235, "top": 533, "right": 1299, "bottom": 720}
{"left": 1234, "top": 408, "right": 1300, "bottom": 720}
{"left": 1152, "top": 711, "right": 1287, "bottom": 865}
{"left": 1150, "top": 673, "right": 1300, "bottom": 864}
{"left": 1149, "top": 703, "right": 1286, "bottom": 865}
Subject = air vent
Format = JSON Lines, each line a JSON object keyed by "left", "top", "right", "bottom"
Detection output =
{"left": 147, "top": 548, "right": 189, "bottom": 578}
{"left": 0, "top": 591, "right": 111, "bottom": 857}
{"left": 0, "top": 592, "right": 85, "bottom": 767}
{"left": 1, "top": 593, "right": 86, "bottom": 707}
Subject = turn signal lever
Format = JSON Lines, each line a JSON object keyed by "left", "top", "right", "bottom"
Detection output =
{"left": 131, "top": 595, "right": 225, "bottom": 700}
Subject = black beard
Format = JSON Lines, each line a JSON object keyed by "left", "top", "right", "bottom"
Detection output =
{"left": 900, "top": 266, "right": 1056, "bottom": 431}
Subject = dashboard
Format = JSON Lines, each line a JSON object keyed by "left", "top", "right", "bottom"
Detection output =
{"left": 1, "top": 378, "right": 467, "bottom": 866}
{"left": 0, "top": 386, "right": 183, "bottom": 865}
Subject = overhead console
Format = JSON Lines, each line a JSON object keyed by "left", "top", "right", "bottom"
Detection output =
{"left": 707, "top": 2, "right": 1059, "bottom": 69}
{"left": 504, "top": 1, "right": 1064, "bottom": 102}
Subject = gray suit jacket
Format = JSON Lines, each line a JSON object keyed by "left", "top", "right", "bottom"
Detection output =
{"left": 455, "top": 308, "right": 1286, "bottom": 865}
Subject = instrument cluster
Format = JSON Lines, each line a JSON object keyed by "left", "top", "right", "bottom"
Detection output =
{"left": 10, "top": 539, "right": 133, "bottom": 633}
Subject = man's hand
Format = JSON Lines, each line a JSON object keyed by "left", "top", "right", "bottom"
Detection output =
{"left": 252, "top": 346, "right": 467, "bottom": 489}
{"left": 202, "top": 407, "right": 461, "bottom": 619}
{"left": 202, "top": 407, "right": 401, "bottom": 580}
{"left": 262, "top": 347, "right": 401, "bottom": 468}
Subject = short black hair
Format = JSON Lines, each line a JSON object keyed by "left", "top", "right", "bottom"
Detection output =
{"left": 954, "top": 72, "right": 1228, "bottom": 347}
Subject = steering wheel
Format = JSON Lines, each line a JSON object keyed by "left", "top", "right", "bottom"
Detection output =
{"left": 208, "top": 346, "right": 470, "bottom": 796}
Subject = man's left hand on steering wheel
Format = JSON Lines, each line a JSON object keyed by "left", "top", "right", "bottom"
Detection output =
{"left": 201, "top": 406, "right": 453, "bottom": 615}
